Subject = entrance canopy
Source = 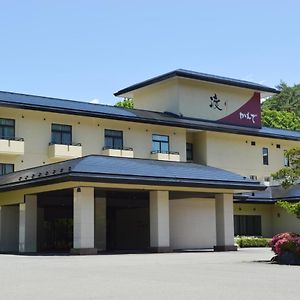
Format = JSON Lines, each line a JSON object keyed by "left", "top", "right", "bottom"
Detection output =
{"left": 0, "top": 155, "right": 265, "bottom": 193}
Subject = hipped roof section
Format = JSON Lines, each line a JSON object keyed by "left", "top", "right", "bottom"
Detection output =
{"left": 0, "top": 155, "right": 265, "bottom": 192}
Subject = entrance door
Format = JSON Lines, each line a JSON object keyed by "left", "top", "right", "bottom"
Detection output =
{"left": 107, "top": 191, "right": 150, "bottom": 251}
{"left": 37, "top": 190, "right": 73, "bottom": 252}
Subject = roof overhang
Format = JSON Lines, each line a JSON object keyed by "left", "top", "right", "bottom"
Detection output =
{"left": 114, "top": 69, "right": 280, "bottom": 97}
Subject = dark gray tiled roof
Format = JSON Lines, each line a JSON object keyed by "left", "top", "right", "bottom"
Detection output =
{"left": 0, "top": 155, "right": 265, "bottom": 192}
{"left": 0, "top": 90, "right": 299, "bottom": 141}
{"left": 114, "top": 69, "right": 279, "bottom": 96}
{"left": 235, "top": 184, "right": 300, "bottom": 203}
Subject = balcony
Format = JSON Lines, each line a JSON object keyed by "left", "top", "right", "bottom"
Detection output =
{"left": 150, "top": 151, "right": 180, "bottom": 162}
{"left": 102, "top": 147, "right": 134, "bottom": 158}
{"left": 0, "top": 137, "right": 25, "bottom": 156}
{"left": 48, "top": 143, "right": 82, "bottom": 160}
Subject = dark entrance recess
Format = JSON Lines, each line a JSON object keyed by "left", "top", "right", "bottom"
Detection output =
{"left": 234, "top": 215, "right": 262, "bottom": 236}
{"left": 106, "top": 191, "right": 150, "bottom": 251}
{"left": 37, "top": 190, "right": 73, "bottom": 252}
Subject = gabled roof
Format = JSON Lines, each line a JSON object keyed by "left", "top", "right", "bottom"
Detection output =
{"left": 0, "top": 90, "right": 299, "bottom": 141}
{"left": 0, "top": 155, "right": 265, "bottom": 192}
{"left": 114, "top": 69, "right": 279, "bottom": 96}
{"left": 235, "top": 184, "right": 300, "bottom": 203}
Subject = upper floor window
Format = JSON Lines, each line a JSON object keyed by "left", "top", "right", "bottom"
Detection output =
{"left": 104, "top": 129, "right": 123, "bottom": 149}
{"left": 152, "top": 134, "right": 169, "bottom": 153}
{"left": 0, "top": 118, "right": 15, "bottom": 139}
{"left": 0, "top": 163, "right": 14, "bottom": 176}
{"left": 186, "top": 143, "right": 193, "bottom": 161}
{"left": 262, "top": 147, "right": 269, "bottom": 165}
{"left": 51, "top": 124, "right": 72, "bottom": 145}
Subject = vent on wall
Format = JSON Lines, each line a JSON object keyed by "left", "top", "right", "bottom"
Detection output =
{"left": 250, "top": 175, "right": 258, "bottom": 180}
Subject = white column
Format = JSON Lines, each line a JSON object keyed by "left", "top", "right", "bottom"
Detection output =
{"left": 19, "top": 195, "right": 37, "bottom": 253}
{"left": 149, "top": 191, "right": 170, "bottom": 252}
{"left": 95, "top": 197, "right": 106, "bottom": 251}
{"left": 214, "top": 193, "right": 237, "bottom": 251}
{"left": 72, "top": 187, "right": 97, "bottom": 254}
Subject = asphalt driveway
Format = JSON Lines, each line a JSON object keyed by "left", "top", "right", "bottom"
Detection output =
{"left": 0, "top": 248, "right": 299, "bottom": 300}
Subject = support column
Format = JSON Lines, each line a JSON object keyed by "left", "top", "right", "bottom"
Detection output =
{"left": 19, "top": 195, "right": 37, "bottom": 253}
{"left": 149, "top": 191, "right": 170, "bottom": 252}
{"left": 95, "top": 196, "right": 106, "bottom": 251}
{"left": 214, "top": 193, "right": 237, "bottom": 251}
{"left": 71, "top": 187, "right": 97, "bottom": 255}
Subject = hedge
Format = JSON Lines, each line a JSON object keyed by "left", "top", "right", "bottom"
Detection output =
{"left": 235, "top": 237, "right": 271, "bottom": 248}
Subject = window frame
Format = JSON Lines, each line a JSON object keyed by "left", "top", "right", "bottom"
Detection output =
{"left": 152, "top": 134, "right": 170, "bottom": 154}
{"left": 262, "top": 147, "right": 269, "bottom": 165}
{"left": 51, "top": 123, "right": 72, "bottom": 145}
{"left": 0, "top": 163, "right": 14, "bottom": 176}
{"left": 186, "top": 143, "right": 193, "bottom": 161}
{"left": 104, "top": 129, "right": 124, "bottom": 150}
{"left": 0, "top": 118, "right": 15, "bottom": 139}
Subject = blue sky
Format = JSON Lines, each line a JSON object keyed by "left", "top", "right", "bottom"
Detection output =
{"left": 0, "top": 0, "right": 299, "bottom": 105}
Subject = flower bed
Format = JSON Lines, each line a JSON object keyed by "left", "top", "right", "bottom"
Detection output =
{"left": 269, "top": 232, "right": 300, "bottom": 265}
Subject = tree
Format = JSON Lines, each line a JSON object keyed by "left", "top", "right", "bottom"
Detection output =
{"left": 115, "top": 98, "right": 134, "bottom": 108}
{"left": 273, "top": 148, "right": 300, "bottom": 218}
{"left": 262, "top": 81, "right": 300, "bottom": 115}
{"left": 262, "top": 109, "right": 300, "bottom": 130}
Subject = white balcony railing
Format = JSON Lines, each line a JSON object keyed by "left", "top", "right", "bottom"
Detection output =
{"left": 0, "top": 137, "right": 25, "bottom": 156}
{"left": 48, "top": 143, "right": 82, "bottom": 160}
{"left": 102, "top": 147, "right": 134, "bottom": 158}
{"left": 150, "top": 151, "right": 180, "bottom": 161}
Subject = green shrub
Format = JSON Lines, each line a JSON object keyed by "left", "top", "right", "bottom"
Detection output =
{"left": 235, "top": 236, "right": 271, "bottom": 248}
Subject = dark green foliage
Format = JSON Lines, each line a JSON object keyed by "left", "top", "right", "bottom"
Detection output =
{"left": 262, "top": 109, "right": 300, "bottom": 130}
{"left": 272, "top": 148, "right": 300, "bottom": 188}
{"left": 262, "top": 81, "right": 300, "bottom": 115}
{"left": 115, "top": 98, "right": 134, "bottom": 108}
{"left": 262, "top": 81, "right": 300, "bottom": 130}
{"left": 235, "top": 237, "right": 271, "bottom": 248}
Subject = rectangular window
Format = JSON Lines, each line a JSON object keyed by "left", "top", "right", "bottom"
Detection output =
{"left": 51, "top": 124, "right": 72, "bottom": 145}
{"left": 104, "top": 129, "right": 123, "bottom": 149}
{"left": 152, "top": 134, "right": 169, "bottom": 153}
{"left": 262, "top": 147, "right": 269, "bottom": 165}
{"left": 0, "top": 118, "right": 15, "bottom": 139}
{"left": 0, "top": 163, "right": 14, "bottom": 176}
{"left": 234, "top": 215, "right": 262, "bottom": 236}
{"left": 186, "top": 143, "right": 193, "bottom": 161}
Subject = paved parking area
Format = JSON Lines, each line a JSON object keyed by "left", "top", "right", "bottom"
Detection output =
{"left": 0, "top": 248, "right": 299, "bottom": 300}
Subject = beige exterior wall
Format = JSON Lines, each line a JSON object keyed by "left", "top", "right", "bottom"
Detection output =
{"left": 234, "top": 203, "right": 300, "bottom": 237}
{"left": 133, "top": 77, "right": 255, "bottom": 121}
{"left": 0, "top": 106, "right": 187, "bottom": 171}
{"left": 169, "top": 198, "right": 216, "bottom": 249}
{"left": 234, "top": 203, "right": 273, "bottom": 237}
{"left": 204, "top": 131, "right": 299, "bottom": 180}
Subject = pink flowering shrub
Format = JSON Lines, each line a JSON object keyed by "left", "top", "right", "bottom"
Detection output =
{"left": 270, "top": 232, "right": 300, "bottom": 256}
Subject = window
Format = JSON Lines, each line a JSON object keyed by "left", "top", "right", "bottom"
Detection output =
{"left": 152, "top": 134, "right": 169, "bottom": 153}
{"left": 262, "top": 147, "right": 269, "bottom": 165}
{"left": 251, "top": 141, "right": 256, "bottom": 146}
{"left": 0, "top": 118, "right": 15, "bottom": 139}
{"left": 234, "top": 215, "right": 262, "bottom": 236}
{"left": 186, "top": 143, "right": 193, "bottom": 161}
{"left": 0, "top": 163, "right": 14, "bottom": 176}
{"left": 249, "top": 175, "right": 258, "bottom": 180}
{"left": 104, "top": 129, "right": 123, "bottom": 149}
{"left": 51, "top": 124, "right": 72, "bottom": 145}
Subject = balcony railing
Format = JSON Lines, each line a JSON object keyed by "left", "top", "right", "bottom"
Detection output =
{"left": 102, "top": 146, "right": 134, "bottom": 158}
{"left": 0, "top": 137, "right": 25, "bottom": 156}
{"left": 150, "top": 151, "right": 180, "bottom": 161}
{"left": 48, "top": 142, "right": 82, "bottom": 160}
